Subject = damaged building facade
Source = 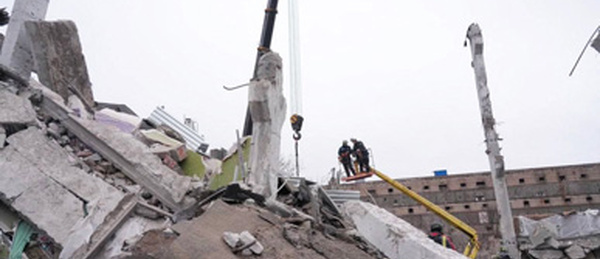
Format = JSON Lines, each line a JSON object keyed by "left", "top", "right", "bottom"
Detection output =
{"left": 336, "top": 163, "right": 600, "bottom": 258}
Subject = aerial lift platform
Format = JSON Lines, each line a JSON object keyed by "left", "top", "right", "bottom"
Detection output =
{"left": 343, "top": 167, "right": 480, "bottom": 258}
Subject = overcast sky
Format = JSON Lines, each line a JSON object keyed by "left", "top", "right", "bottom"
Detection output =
{"left": 3, "top": 0, "right": 599, "bottom": 184}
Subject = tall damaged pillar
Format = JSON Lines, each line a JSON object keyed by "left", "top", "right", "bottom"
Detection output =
{"left": 248, "top": 52, "right": 286, "bottom": 199}
{"left": 0, "top": 0, "right": 49, "bottom": 78}
{"left": 465, "top": 23, "right": 519, "bottom": 259}
{"left": 25, "top": 20, "right": 95, "bottom": 106}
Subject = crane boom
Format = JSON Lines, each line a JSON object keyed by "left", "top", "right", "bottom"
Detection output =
{"left": 370, "top": 169, "right": 480, "bottom": 258}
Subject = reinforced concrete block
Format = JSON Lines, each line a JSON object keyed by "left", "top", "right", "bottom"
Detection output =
{"left": 248, "top": 52, "right": 286, "bottom": 199}
{"left": 0, "top": 146, "right": 83, "bottom": 244}
{"left": 0, "top": 0, "right": 49, "bottom": 78}
{"left": 0, "top": 90, "right": 37, "bottom": 125}
{"left": 78, "top": 118, "right": 191, "bottom": 205}
{"left": 25, "top": 20, "right": 94, "bottom": 106}
{"left": 341, "top": 200, "right": 468, "bottom": 259}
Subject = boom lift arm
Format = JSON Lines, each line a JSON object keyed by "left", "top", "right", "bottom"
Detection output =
{"left": 370, "top": 169, "right": 480, "bottom": 258}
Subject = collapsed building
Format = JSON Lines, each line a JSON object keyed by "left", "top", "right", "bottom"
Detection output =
{"left": 0, "top": 2, "right": 470, "bottom": 259}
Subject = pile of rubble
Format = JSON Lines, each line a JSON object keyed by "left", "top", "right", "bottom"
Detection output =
{"left": 517, "top": 209, "right": 600, "bottom": 259}
{"left": 0, "top": 59, "right": 390, "bottom": 259}
{"left": 0, "top": 3, "right": 481, "bottom": 258}
{"left": 0, "top": 8, "right": 390, "bottom": 258}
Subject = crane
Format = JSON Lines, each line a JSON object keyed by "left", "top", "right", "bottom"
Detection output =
{"left": 344, "top": 169, "right": 480, "bottom": 258}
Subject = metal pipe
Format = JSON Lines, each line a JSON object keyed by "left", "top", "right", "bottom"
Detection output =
{"left": 569, "top": 25, "right": 600, "bottom": 77}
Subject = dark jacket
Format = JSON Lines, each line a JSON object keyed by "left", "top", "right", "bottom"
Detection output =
{"left": 428, "top": 232, "right": 456, "bottom": 250}
{"left": 338, "top": 145, "right": 352, "bottom": 163}
{"left": 352, "top": 141, "right": 369, "bottom": 158}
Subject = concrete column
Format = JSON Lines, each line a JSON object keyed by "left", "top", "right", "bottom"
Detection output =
{"left": 25, "top": 20, "right": 95, "bottom": 106}
{"left": 465, "top": 23, "right": 519, "bottom": 258}
{"left": 0, "top": 0, "right": 49, "bottom": 78}
{"left": 247, "top": 52, "right": 286, "bottom": 199}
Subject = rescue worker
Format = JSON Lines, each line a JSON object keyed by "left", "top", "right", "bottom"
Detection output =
{"left": 338, "top": 140, "right": 356, "bottom": 177}
{"left": 492, "top": 247, "right": 511, "bottom": 259}
{"left": 428, "top": 223, "right": 456, "bottom": 250}
{"left": 350, "top": 138, "right": 371, "bottom": 173}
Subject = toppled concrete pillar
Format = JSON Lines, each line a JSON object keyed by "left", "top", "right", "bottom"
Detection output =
{"left": 247, "top": 52, "right": 286, "bottom": 199}
{"left": 342, "top": 201, "right": 468, "bottom": 259}
{"left": 0, "top": 0, "right": 49, "bottom": 78}
{"left": 25, "top": 20, "right": 94, "bottom": 106}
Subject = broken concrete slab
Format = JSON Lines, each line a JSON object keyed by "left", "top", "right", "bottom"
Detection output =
{"left": 39, "top": 92, "right": 191, "bottom": 211}
{"left": 527, "top": 249, "right": 565, "bottom": 259}
{"left": 7, "top": 127, "right": 124, "bottom": 204}
{"left": 239, "top": 230, "right": 263, "bottom": 255}
{"left": 0, "top": 147, "right": 83, "bottom": 245}
{"left": 78, "top": 118, "right": 191, "bottom": 204}
{"left": 342, "top": 200, "right": 468, "bottom": 259}
{"left": 61, "top": 194, "right": 136, "bottom": 259}
{"left": 95, "top": 215, "right": 170, "bottom": 258}
{"left": 566, "top": 245, "right": 586, "bottom": 259}
{"left": 25, "top": 20, "right": 94, "bottom": 106}
{"left": 0, "top": 0, "right": 48, "bottom": 79}
{"left": 0, "top": 90, "right": 37, "bottom": 125}
{"left": 248, "top": 52, "right": 286, "bottom": 199}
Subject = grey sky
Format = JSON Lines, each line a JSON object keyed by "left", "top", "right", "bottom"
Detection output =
{"left": 3, "top": 0, "right": 599, "bottom": 183}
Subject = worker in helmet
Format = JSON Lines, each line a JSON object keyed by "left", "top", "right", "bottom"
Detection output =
{"left": 350, "top": 138, "right": 371, "bottom": 173}
{"left": 492, "top": 246, "right": 511, "bottom": 259}
{"left": 338, "top": 140, "right": 356, "bottom": 177}
{"left": 428, "top": 223, "right": 456, "bottom": 250}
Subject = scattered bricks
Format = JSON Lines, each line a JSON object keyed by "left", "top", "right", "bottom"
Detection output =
{"left": 565, "top": 245, "right": 586, "bottom": 259}
{"left": 76, "top": 149, "right": 93, "bottom": 157}
{"left": 93, "top": 164, "right": 106, "bottom": 173}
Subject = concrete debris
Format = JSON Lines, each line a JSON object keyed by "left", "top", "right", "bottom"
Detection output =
{"left": 0, "top": 0, "right": 49, "bottom": 79}
{"left": 0, "top": 90, "right": 37, "bottom": 125}
{"left": 248, "top": 52, "right": 286, "bottom": 198}
{"left": 222, "top": 231, "right": 241, "bottom": 248}
{"left": 0, "top": 9, "right": 408, "bottom": 259}
{"left": 141, "top": 129, "right": 188, "bottom": 162}
{"left": 78, "top": 118, "right": 192, "bottom": 206}
{"left": 527, "top": 249, "right": 565, "bottom": 259}
{"left": 565, "top": 245, "right": 587, "bottom": 259}
{"left": 342, "top": 200, "right": 469, "bottom": 259}
{"left": 25, "top": 20, "right": 95, "bottom": 107}
{"left": 222, "top": 230, "right": 264, "bottom": 255}
{"left": 518, "top": 210, "right": 600, "bottom": 258}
